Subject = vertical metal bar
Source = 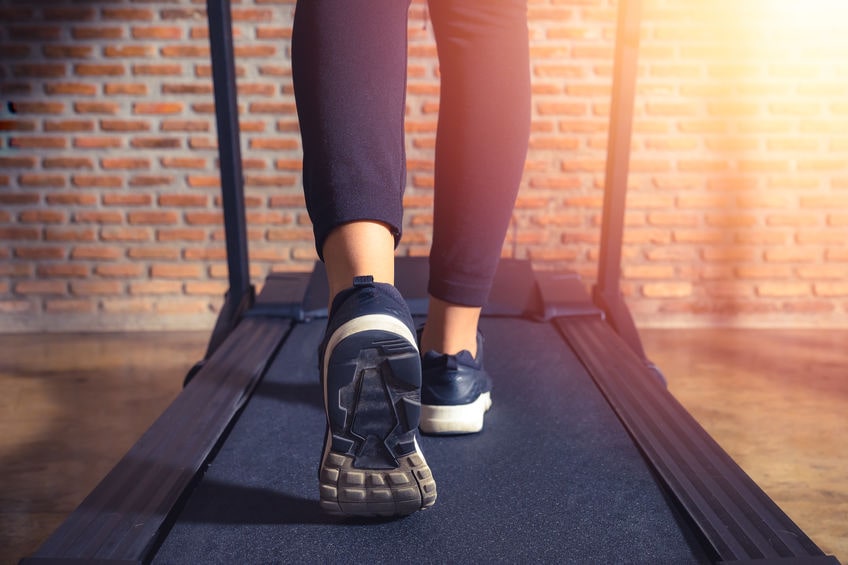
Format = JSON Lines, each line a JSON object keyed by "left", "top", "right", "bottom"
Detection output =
{"left": 597, "top": 0, "right": 642, "bottom": 295}
{"left": 207, "top": 0, "right": 250, "bottom": 303}
{"left": 592, "top": 0, "right": 646, "bottom": 359}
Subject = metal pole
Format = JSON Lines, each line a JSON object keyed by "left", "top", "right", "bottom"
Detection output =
{"left": 207, "top": 0, "right": 250, "bottom": 304}
{"left": 593, "top": 0, "right": 646, "bottom": 358}
{"left": 597, "top": 0, "right": 642, "bottom": 295}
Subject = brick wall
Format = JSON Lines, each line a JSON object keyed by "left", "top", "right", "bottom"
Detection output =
{"left": 1, "top": 0, "right": 846, "bottom": 332}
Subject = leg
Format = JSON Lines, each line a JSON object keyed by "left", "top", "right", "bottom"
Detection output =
{"left": 421, "top": 0, "right": 532, "bottom": 355}
{"left": 292, "top": 0, "right": 436, "bottom": 516}
{"left": 292, "top": 0, "right": 411, "bottom": 304}
{"left": 418, "top": 0, "right": 530, "bottom": 435}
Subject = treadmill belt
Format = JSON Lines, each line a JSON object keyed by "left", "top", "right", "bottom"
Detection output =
{"left": 153, "top": 317, "right": 709, "bottom": 563}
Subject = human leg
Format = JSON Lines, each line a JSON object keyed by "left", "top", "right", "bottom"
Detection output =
{"left": 421, "top": 0, "right": 532, "bottom": 354}
{"left": 292, "top": 0, "right": 436, "bottom": 515}
{"left": 292, "top": 0, "right": 410, "bottom": 298}
{"left": 419, "top": 0, "right": 531, "bottom": 434}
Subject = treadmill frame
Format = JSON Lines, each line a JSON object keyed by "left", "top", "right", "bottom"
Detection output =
{"left": 20, "top": 1, "right": 839, "bottom": 564}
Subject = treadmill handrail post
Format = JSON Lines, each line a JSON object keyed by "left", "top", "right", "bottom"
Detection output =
{"left": 593, "top": 0, "right": 647, "bottom": 358}
{"left": 597, "top": 0, "right": 641, "bottom": 296}
{"left": 207, "top": 0, "right": 250, "bottom": 305}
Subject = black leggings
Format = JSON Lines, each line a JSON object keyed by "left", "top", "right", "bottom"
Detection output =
{"left": 292, "top": 0, "right": 531, "bottom": 307}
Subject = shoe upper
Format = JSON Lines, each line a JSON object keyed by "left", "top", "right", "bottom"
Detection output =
{"left": 420, "top": 332, "right": 492, "bottom": 407}
{"left": 319, "top": 276, "right": 418, "bottom": 368}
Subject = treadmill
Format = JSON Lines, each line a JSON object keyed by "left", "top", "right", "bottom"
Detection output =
{"left": 22, "top": 0, "right": 840, "bottom": 563}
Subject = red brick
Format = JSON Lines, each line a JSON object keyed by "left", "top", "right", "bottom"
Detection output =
{"left": 161, "top": 120, "right": 209, "bottom": 132}
{"left": 74, "top": 63, "right": 125, "bottom": 77}
{"left": 162, "top": 84, "right": 213, "bottom": 96}
{"left": 18, "top": 174, "right": 66, "bottom": 188}
{"left": 36, "top": 264, "right": 89, "bottom": 278}
{"left": 72, "top": 175, "right": 123, "bottom": 189}
{"left": 101, "top": 157, "right": 151, "bottom": 170}
{"left": 814, "top": 282, "right": 848, "bottom": 297}
{"left": 34, "top": 116, "right": 92, "bottom": 134}
{"left": 73, "top": 137, "right": 123, "bottom": 150}
{"left": 233, "top": 43, "right": 277, "bottom": 59}
{"left": 756, "top": 283, "right": 811, "bottom": 298}
{"left": 14, "top": 246, "right": 65, "bottom": 260}
{"left": 256, "top": 27, "right": 292, "bottom": 40}
{"left": 94, "top": 263, "right": 145, "bottom": 278}
{"left": 45, "top": 299, "right": 97, "bottom": 314}
{"left": 132, "top": 102, "right": 184, "bottom": 115}
{"left": 74, "top": 101, "right": 120, "bottom": 115}
{"left": 160, "top": 8, "right": 205, "bottom": 20}
{"left": 43, "top": 45, "right": 95, "bottom": 59}
{"left": 71, "top": 27, "right": 123, "bottom": 40}
{"left": 185, "top": 211, "right": 223, "bottom": 225}
{"left": 131, "top": 25, "right": 182, "bottom": 40}
{"left": 159, "top": 157, "right": 209, "bottom": 169}
{"left": 73, "top": 211, "right": 123, "bottom": 225}
{"left": 0, "top": 298, "right": 33, "bottom": 313}
{"left": 0, "top": 227, "right": 40, "bottom": 241}
{"left": 0, "top": 262, "right": 33, "bottom": 277}
{"left": 0, "top": 120, "right": 36, "bottom": 132}
{"left": 158, "top": 194, "right": 208, "bottom": 207}
{"left": 104, "top": 45, "right": 155, "bottom": 58}
{"left": 101, "top": 227, "right": 151, "bottom": 242}
{"left": 127, "top": 210, "right": 178, "bottom": 225}
{"left": 160, "top": 45, "right": 210, "bottom": 58}
{"left": 88, "top": 116, "right": 140, "bottom": 132}
{"left": 132, "top": 63, "right": 182, "bottom": 76}
{"left": 130, "top": 137, "right": 181, "bottom": 149}
{"left": 104, "top": 83, "right": 148, "bottom": 96}
{"left": 15, "top": 280, "right": 67, "bottom": 295}
{"left": 764, "top": 248, "right": 818, "bottom": 263}
{"left": 178, "top": 241, "right": 223, "bottom": 258}
{"left": 187, "top": 175, "right": 220, "bottom": 188}
{"left": 185, "top": 281, "right": 228, "bottom": 296}
{"left": 129, "top": 281, "right": 182, "bottom": 295}
{"left": 45, "top": 228, "right": 96, "bottom": 242}
{"left": 71, "top": 246, "right": 123, "bottom": 261}
{"left": 102, "top": 8, "right": 154, "bottom": 21}
{"left": 0, "top": 194, "right": 40, "bottom": 205}
{"left": 42, "top": 157, "right": 95, "bottom": 169}
{"left": 156, "top": 228, "right": 206, "bottom": 242}
{"left": 0, "top": 156, "right": 37, "bottom": 168}
{"left": 229, "top": 7, "right": 272, "bottom": 20}
{"left": 127, "top": 246, "right": 181, "bottom": 260}
{"left": 18, "top": 210, "right": 66, "bottom": 224}
{"left": 129, "top": 175, "right": 173, "bottom": 187}
{"left": 71, "top": 280, "right": 124, "bottom": 296}
{"left": 9, "top": 137, "right": 67, "bottom": 149}
{"left": 150, "top": 263, "right": 201, "bottom": 280}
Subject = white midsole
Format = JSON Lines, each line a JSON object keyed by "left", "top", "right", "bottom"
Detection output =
{"left": 420, "top": 392, "right": 492, "bottom": 435}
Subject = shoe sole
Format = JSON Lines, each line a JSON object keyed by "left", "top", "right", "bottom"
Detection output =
{"left": 320, "top": 314, "right": 437, "bottom": 516}
{"left": 420, "top": 392, "right": 492, "bottom": 435}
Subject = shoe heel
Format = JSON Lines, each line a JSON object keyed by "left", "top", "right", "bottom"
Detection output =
{"left": 321, "top": 327, "right": 436, "bottom": 516}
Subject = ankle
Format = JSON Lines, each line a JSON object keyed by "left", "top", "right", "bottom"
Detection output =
{"left": 322, "top": 221, "right": 396, "bottom": 310}
{"left": 420, "top": 296, "right": 481, "bottom": 357}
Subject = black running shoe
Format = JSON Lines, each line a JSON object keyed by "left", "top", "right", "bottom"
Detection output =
{"left": 419, "top": 331, "right": 493, "bottom": 435}
{"left": 318, "top": 276, "right": 437, "bottom": 516}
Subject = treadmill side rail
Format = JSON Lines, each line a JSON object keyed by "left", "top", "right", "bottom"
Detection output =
{"left": 21, "top": 317, "right": 291, "bottom": 564}
{"left": 556, "top": 316, "right": 838, "bottom": 564}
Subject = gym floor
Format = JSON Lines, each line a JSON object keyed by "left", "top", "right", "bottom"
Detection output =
{"left": 1, "top": 327, "right": 846, "bottom": 564}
